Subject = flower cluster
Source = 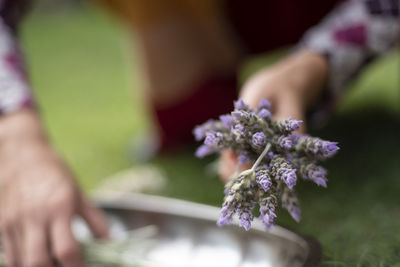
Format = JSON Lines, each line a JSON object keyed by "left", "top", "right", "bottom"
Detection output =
{"left": 193, "top": 99, "right": 339, "bottom": 230}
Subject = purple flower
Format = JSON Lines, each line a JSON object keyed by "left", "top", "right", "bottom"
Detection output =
{"left": 219, "top": 115, "right": 233, "bottom": 129}
{"left": 276, "top": 136, "right": 292, "bottom": 150}
{"left": 313, "top": 177, "right": 327, "bottom": 187}
{"left": 259, "top": 202, "right": 277, "bottom": 230}
{"left": 282, "top": 169, "right": 297, "bottom": 189}
{"left": 217, "top": 214, "right": 233, "bottom": 226}
{"left": 296, "top": 136, "right": 340, "bottom": 159}
{"left": 310, "top": 166, "right": 327, "bottom": 187}
{"left": 255, "top": 169, "right": 272, "bottom": 191}
{"left": 298, "top": 161, "right": 328, "bottom": 187}
{"left": 264, "top": 151, "right": 276, "bottom": 161}
{"left": 193, "top": 98, "right": 339, "bottom": 231}
{"left": 321, "top": 141, "right": 340, "bottom": 158}
{"left": 287, "top": 118, "right": 302, "bottom": 131}
{"left": 234, "top": 99, "right": 249, "bottom": 110}
{"left": 260, "top": 179, "right": 272, "bottom": 191}
{"left": 232, "top": 123, "right": 245, "bottom": 134}
{"left": 220, "top": 204, "right": 230, "bottom": 217}
{"left": 193, "top": 126, "right": 205, "bottom": 141}
{"left": 281, "top": 188, "right": 301, "bottom": 222}
{"left": 289, "top": 134, "right": 305, "bottom": 145}
{"left": 218, "top": 201, "right": 235, "bottom": 226}
{"left": 270, "top": 157, "right": 297, "bottom": 189}
{"left": 231, "top": 110, "right": 250, "bottom": 121}
{"left": 274, "top": 117, "right": 302, "bottom": 134}
{"left": 252, "top": 132, "right": 266, "bottom": 149}
{"left": 284, "top": 152, "right": 294, "bottom": 164}
{"left": 195, "top": 145, "right": 214, "bottom": 158}
{"left": 288, "top": 205, "right": 301, "bottom": 223}
{"left": 239, "top": 212, "right": 252, "bottom": 231}
{"left": 258, "top": 108, "right": 271, "bottom": 119}
{"left": 258, "top": 98, "right": 271, "bottom": 110}
{"left": 238, "top": 151, "right": 251, "bottom": 164}
{"left": 232, "top": 123, "right": 246, "bottom": 142}
{"left": 192, "top": 119, "right": 215, "bottom": 141}
{"left": 204, "top": 131, "right": 223, "bottom": 147}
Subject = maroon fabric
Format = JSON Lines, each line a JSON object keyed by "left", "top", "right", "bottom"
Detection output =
{"left": 0, "top": 0, "right": 31, "bottom": 33}
{"left": 153, "top": 0, "right": 342, "bottom": 150}
{"left": 334, "top": 23, "right": 368, "bottom": 47}
{"left": 153, "top": 75, "right": 238, "bottom": 150}
{"left": 225, "top": 0, "right": 341, "bottom": 54}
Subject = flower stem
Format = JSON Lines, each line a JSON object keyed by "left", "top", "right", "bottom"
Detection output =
{"left": 252, "top": 143, "right": 271, "bottom": 171}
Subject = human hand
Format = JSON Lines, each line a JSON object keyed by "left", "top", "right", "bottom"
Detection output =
{"left": 0, "top": 110, "right": 108, "bottom": 267}
{"left": 219, "top": 51, "right": 329, "bottom": 182}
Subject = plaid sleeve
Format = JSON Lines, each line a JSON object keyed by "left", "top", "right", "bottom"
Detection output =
{"left": 298, "top": 0, "right": 399, "bottom": 118}
{"left": 0, "top": 16, "right": 33, "bottom": 115}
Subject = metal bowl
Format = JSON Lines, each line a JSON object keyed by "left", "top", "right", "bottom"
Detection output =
{"left": 89, "top": 192, "right": 321, "bottom": 267}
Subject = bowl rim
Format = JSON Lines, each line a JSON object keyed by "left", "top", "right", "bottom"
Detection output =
{"left": 94, "top": 191, "right": 322, "bottom": 266}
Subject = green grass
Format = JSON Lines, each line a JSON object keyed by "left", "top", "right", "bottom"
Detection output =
{"left": 21, "top": 4, "right": 400, "bottom": 266}
{"left": 21, "top": 4, "right": 150, "bottom": 189}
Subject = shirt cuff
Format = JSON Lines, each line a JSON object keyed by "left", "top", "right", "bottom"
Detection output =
{"left": 0, "top": 18, "right": 33, "bottom": 115}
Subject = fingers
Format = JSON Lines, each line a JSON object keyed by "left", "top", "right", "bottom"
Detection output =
{"left": 1, "top": 226, "right": 20, "bottom": 267}
{"left": 79, "top": 197, "right": 108, "bottom": 239}
{"left": 219, "top": 150, "right": 252, "bottom": 183}
{"left": 273, "top": 91, "right": 303, "bottom": 119}
{"left": 274, "top": 92, "right": 306, "bottom": 133}
{"left": 22, "top": 222, "right": 52, "bottom": 267}
{"left": 219, "top": 150, "right": 238, "bottom": 182}
{"left": 50, "top": 217, "right": 85, "bottom": 267}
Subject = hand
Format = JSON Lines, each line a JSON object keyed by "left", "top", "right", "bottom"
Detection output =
{"left": 219, "top": 50, "right": 329, "bottom": 182}
{"left": 0, "top": 110, "right": 108, "bottom": 267}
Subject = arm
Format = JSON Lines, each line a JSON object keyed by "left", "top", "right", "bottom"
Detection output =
{"left": 0, "top": 16, "right": 107, "bottom": 267}
{"left": 243, "top": 0, "right": 400, "bottom": 122}
{"left": 220, "top": 0, "right": 399, "bottom": 181}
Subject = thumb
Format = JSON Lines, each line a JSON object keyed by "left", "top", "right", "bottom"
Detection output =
{"left": 219, "top": 150, "right": 239, "bottom": 183}
{"left": 273, "top": 93, "right": 306, "bottom": 134}
{"left": 219, "top": 150, "right": 252, "bottom": 183}
{"left": 79, "top": 196, "right": 109, "bottom": 239}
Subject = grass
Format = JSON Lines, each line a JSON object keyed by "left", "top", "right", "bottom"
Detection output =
{"left": 21, "top": 4, "right": 150, "bottom": 190}
{"left": 20, "top": 3, "right": 400, "bottom": 266}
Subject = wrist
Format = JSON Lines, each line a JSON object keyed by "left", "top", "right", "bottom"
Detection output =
{"left": 0, "top": 109, "right": 50, "bottom": 158}
{"left": 0, "top": 108, "right": 46, "bottom": 138}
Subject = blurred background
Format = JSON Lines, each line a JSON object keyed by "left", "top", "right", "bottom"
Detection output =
{"left": 21, "top": 0, "right": 399, "bottom": 265}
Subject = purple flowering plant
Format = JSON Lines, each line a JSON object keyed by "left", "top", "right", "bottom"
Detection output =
{"left": 193, "top": 99, "right": 339, "bottom": 231}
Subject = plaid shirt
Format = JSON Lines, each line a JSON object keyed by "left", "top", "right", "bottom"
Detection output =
{"left": 0, "top": 0, "right": 398, "bottom": 115}
{"left": 0, "top": 0, "right": 32, "bottom": 115}
{"left": 299, "top": 0, "right": 399, "bottom": 120}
